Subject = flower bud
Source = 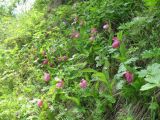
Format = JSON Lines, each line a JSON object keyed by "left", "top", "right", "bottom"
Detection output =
{"left": 89, "top": 36, "right": 95, "bottom": 41}
{"left": 91, "top": 28, "right": 97, "bottom": 34}
{"left": 74, "top": 32, "right": 80, "bottom": 38}
{"left": 50, "top": 63, "right": 54, "bottom": 67}
{"left": 103, "top": 24, "right": 109, "bottom": 30}
{"left": 71, "top": 32, "right": 80, "bottom": 38}
{"left": 42, "top": 51, "right": 46, "bottom": 56}
{"left": 44, "top": 73, "right": 50, "bottom": 82}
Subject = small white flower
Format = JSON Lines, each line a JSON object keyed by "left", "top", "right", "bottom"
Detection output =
{"left": 55, "top": 76, "right": 61, "bottom": 81}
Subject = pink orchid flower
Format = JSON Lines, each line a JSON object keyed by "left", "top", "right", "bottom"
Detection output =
{"left": 112, "top": 40, "right": 120, "bottom": 48}
{"left": 37, "top": 100, "right": 43, "bottom": 107}
{"left": 112, "top": 37, "right": 120, "bottom": 48}
{"left": 56, "top": 80, "right": 64, "bottom": 89}
{"left": 80, "top": 79, "right": 87, "bottom": 89}
{"left": 123, "top": 71, "right": 134, "bottom": 84}
{"left": 44, "top": 73, "right": 50, "bottom": 82}
{"left": 91, "top": 28, "right": 97, "bottom": 34}
{"left": 42, "top": 59, "right": 48, "bottom": 65}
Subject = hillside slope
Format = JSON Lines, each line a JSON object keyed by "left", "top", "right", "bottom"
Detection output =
{"left": 0, "top": 0, "right": 160, "bottom": 119}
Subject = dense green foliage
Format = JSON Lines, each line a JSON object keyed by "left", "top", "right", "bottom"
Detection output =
{"left": 0, "top": 0, "right": 160, "bottom": 119}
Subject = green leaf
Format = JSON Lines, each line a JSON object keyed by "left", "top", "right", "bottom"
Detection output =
{"left": 116, "top": 80, "right": 125, "bottom": 90}
{"left": 118, "top": 63, "right": 126, "bottom": 73}
{"left": 139, "top": 63, "right": 160, "bottom": 85}
{"left": 140, "top": 83, "right": 157, "bottom": 91}
{"left": 142, "top": 48, "right": 160, "bottom": 59}
{"left": 81, "top": 68, "right": 97, "bottom": 73}
{"left": 105, "top": 94, "right": 116, "bottom": 104}
{"left": 144, "top": 0, "right": 157, "bottom": 7}
{"left": 117, "top": 31, "right": 123, "bottom": 41}
{"left": 138, "top": 70, "right": 147, "bottom": 78}
{"left": 124, "top": 57, "right": 138, "bottom": 65}
{"left": 145, "top": 63, "right": 160, "bottom": 84}
{"left": 119, "top": 43, "right": 127, "bottom": 62}
{"left": 92, "top": 72, "right": 107, "bottom": 84}
{"left": 149, "top": 102, "right": 159, "bottom": 110}
{"left": 66, "top": 96, "right": 81, "bottom": 106}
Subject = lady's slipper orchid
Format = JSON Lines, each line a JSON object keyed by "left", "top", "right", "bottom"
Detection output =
{"left": 42, "top": 59, "right": 48, "bottom": 65}
{"left": 75, "top": 32, "right": 80, "bottom": 38}
{"left": 89, "top": 36, "right": 96, "bottom": 41}
{"left": 112, "top": 40, "right": 120, "bottom": 48}
{"left": 80, "top": 79, "right": 87, "bottom": 89}
{"left": 42, "top": 51, "right": 46, "bottom": 56}
{"left": 37, "top": 100, "right": 43, "bottom": 107}
{"left": 112, "top": 37, "right": 119, "bottom": 41}
{"left": 71, "top": 32, "right": 80, "bottom": 38}
{"left": 123, "top": 71, "right": 133, "bottom": 84}
{"left": 91, "top": 28, "right": 97, "bottom": 34}
{"left": 44, "top": 73, "right": 50, "bottom": 82}
{"left": 50, "top": 63, "right": 54, "bottom": 67}
{"left": 56, "top": 80, "right": 64, "bottom": 89}
{"left": 58, "top": 56, "right": 68, "bottom": 62}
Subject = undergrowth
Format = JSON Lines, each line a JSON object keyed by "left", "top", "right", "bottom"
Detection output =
{"left": 0, "top": 0, "right": 160, "bottom": 119}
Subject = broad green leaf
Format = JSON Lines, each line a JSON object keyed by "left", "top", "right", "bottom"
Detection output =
{"left": 104, "top": 94, "right": 116, "bottom": 104}
{"left": 117, "top": 31, "right": 123, "bottom": 41}
{"left": 66, "top": 96, "right": 80, "bottom": 106}
{"left": 118, "top": 63, "right": 126, "bottom": 73}
{"left": 145, "top": 63, "right": 160, "bottom": 84}
{"left": 116, "top": 80, "right": 125, "bottom": 90}
{"left": 142, "top": 48, "right": 160, "bottom": 59}
{"left": 140, "top": 83, "right": 157, "bottom": 91}
{"left": 124, "top": 57, "right": 138, "bottom": 64}
{"left": 81, "top": 68, "right": 97, "bottom": 73}
{"left": 149, "top": 102, "right": 159, "bottom": 110}
{"left": 119, "top": 43, "right": 127, "bottom": 62}
{"left": 144, "top": 0, "right": 157, "bottom": 7}
{"left": 92, "top": 72, "right": 107, "bottom": 84}
{"left": 139, "top": 63, "right": 160, "bottom": 85}
{"left": 138, "top": 70, "right": 147, "bottom": 78}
